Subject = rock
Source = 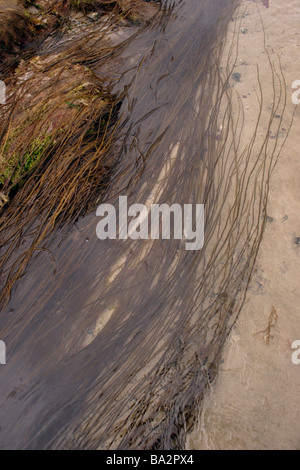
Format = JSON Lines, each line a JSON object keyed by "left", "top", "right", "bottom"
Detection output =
{"left": 294, "top": 237, "right": 300, "bottom": 246}
{"left": 27, "top": 6, "right": 40, "bottom": 15}
{"left": 87, "top": 12, "right": 99, "bottom": 21}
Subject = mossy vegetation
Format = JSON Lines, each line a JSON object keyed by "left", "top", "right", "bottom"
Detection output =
{"left": 0, "top": 133, "right": 53, "bottom": 189}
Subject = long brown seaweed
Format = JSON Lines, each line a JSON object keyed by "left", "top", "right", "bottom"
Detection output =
{"left": 0, "top": 0, "right": 293, "bottom": 450}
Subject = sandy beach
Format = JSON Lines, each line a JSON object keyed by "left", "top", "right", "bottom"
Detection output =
{"left": 188, "top": 0, "right": 300, "bottom": 450}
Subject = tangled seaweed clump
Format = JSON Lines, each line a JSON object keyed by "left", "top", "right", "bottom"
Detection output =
{"left": 0, "top": 0, "right": 161, "bottom": 306}
{"left": 0, "top": 59, "right": 113, "bottom": 199}
{"left": 22, "top": 0, "right": 160, "bottom": 27}
{"left": 0, "top": 0, "right": 162, "bottom": 207}
{"left": 0, "top": 0, "right": 159, "bottom": 63}
{"left": 0, "top": 53, "right": 122, "bottom": 220}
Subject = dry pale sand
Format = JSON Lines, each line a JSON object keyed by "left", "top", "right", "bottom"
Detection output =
{"left": 188, "top": 0, "right": 300, "bottom": 450}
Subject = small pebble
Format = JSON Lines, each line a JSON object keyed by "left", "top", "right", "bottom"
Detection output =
{"left": 87, "top": 12, "right": 100, "bottom": 22}
{"left": 232, "top": 72, "right": 241, "bottom": 82}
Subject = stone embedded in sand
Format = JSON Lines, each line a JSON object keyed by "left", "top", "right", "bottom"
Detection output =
{"left": 232, "top": 72, "right": 241, "bottom": 82}
{"left": 294, "top": 237, "right": 300, "bottom": 246}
